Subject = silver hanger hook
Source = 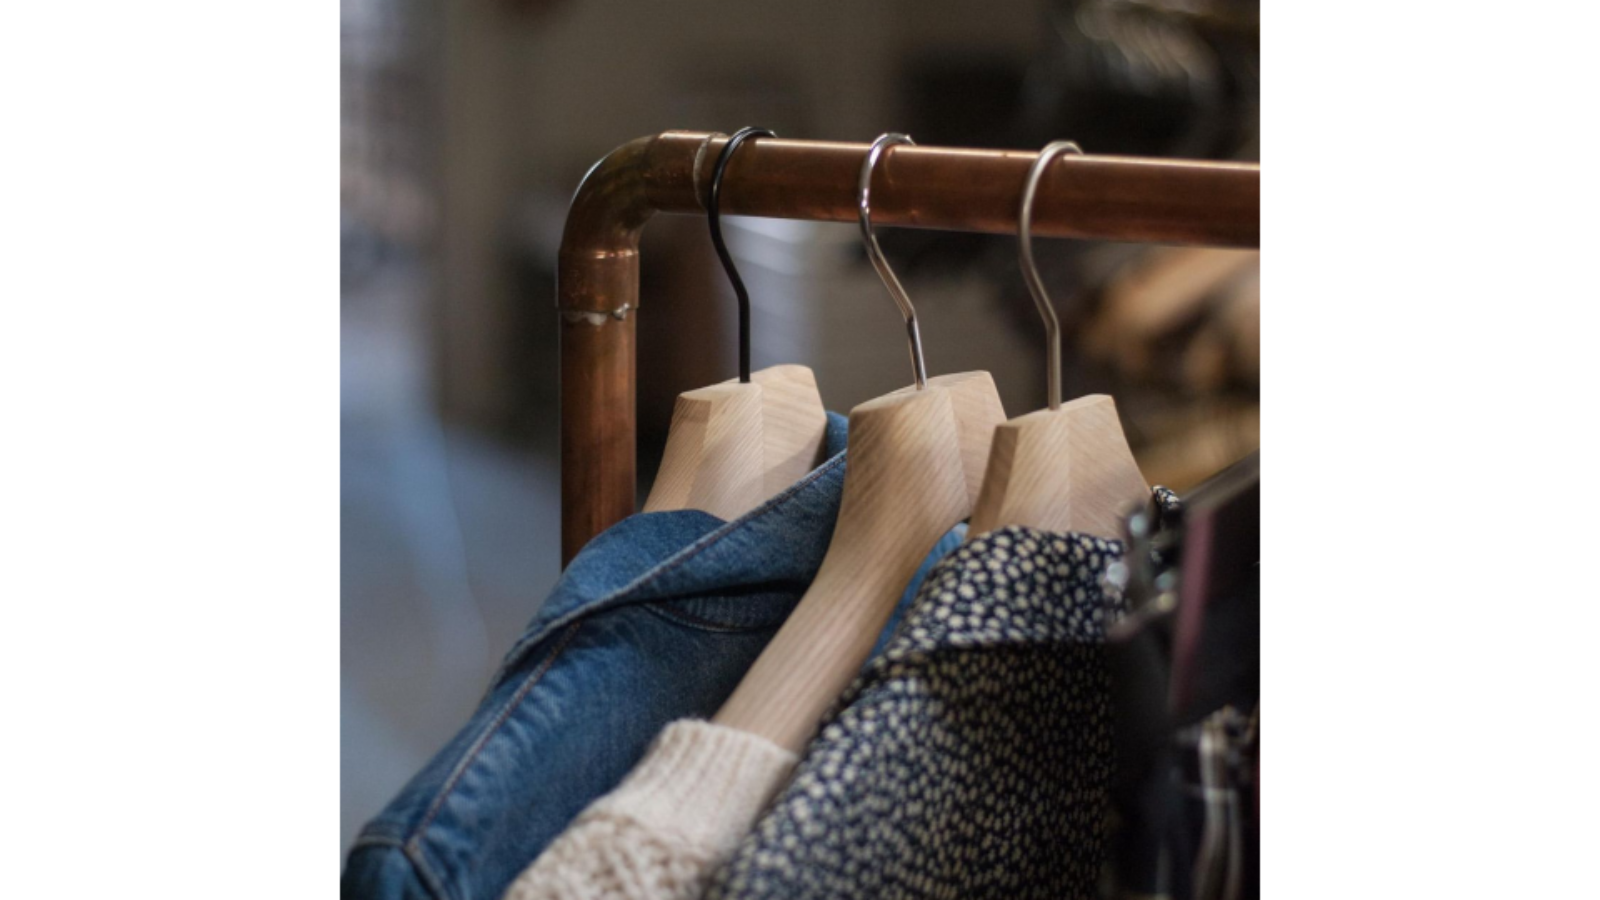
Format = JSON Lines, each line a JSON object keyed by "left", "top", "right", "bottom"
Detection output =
{"left": 1019, "top": 140, "right": 1084, "bottom": 410}
{"left": 858, "top": 133, "right": 928, "bottom": 390}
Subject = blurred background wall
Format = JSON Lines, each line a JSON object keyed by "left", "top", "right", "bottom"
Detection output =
{"left": 342, "top": 0, "right": 1258, "bottom": 856}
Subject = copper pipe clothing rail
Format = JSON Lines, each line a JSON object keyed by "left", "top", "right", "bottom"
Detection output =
{"left": 558, "top": 130, "right": 1261, "bottom": 564}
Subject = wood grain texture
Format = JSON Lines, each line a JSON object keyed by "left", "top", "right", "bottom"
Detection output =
{"left": 641, "top": 382, "right": 765, "bottom": 518}
{"left": 714, "top": 375, "right": 1006, "bottom": 753}
{"left": 753, "top": 365, "right": 831, "bottom": 496}
{"left": 906, "top": 372, "right": 1008, "bottom": 509}
{"left": 967, "top": 394, "right": 1150, "bottom": 541}
{"left": 641, "top": 364, "right": 828, "bottom": 521}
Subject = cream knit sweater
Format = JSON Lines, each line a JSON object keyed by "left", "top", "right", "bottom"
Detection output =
{"left": 501, "top": 720, "right": 797, "bottom": 900}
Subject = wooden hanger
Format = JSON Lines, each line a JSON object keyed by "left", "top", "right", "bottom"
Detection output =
{"left": 641, "top": 129, "right": 829, "bottom": 521}
{"left": 968, "top": 142, "right": 1148, "bottom": 539}
{"left": 642, "top": 364, "right": 828, "bottom": 518}
{"left": 714, "top": 135, "right": 1005, "bottom": 752}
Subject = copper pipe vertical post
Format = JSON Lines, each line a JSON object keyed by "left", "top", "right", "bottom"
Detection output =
{"left": 558, "top": 131, "right": 1260, "bottom": 565}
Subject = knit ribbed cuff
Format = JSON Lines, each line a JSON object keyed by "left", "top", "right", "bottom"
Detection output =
{"left": 593, "top": 719, "right": 798, "bottom": 852}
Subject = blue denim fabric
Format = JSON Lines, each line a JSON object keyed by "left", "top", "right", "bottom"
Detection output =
{"left": 869, "top": 522, "right": 964, "bottom": 663}
{"left": 343, "top": 412, "right": 960, "bottom": 900}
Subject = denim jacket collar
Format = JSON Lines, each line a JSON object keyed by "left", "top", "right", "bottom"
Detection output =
{"left": 499, "top": 412, "right": 850, "bottom": 673}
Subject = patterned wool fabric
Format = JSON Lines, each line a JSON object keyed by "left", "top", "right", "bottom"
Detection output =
{"left": 706, "top": 488, "right": 1182, "bottom": 900}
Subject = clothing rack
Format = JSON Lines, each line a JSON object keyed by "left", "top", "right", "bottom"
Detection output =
{"left": 558, "top": 130, "right": 1261, "bottom": 564}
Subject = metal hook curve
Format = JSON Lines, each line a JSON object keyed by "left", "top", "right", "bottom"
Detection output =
{"left": 858, "top": 133, "right": 928, "bottom": 390}
{"left": 1019, "top": 140, "right": 1084, "bottom": 410}
{"left": 707, "top": 127, "right": 776, "bottom": 384}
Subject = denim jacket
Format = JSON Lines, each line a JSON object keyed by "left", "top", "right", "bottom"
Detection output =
{"left": 343, "top": 413, "right": 961, "bottom": 900}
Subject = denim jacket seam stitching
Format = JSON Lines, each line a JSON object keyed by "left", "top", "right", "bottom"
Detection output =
{"left": 348, "top": 833, "right": 406, "bottom": 851}
{"left": 641, "top": 602, "right": 783, "bottom": 632}
{"left": 504, "top": 453, "right": 845, "bottom": 662}
{"left": 402, "top": 621, "right": 584, "bottom": 876}
{"left": 371, "top": 450, "right": 846, "bottom": 898}
{"left": 404, "top": 839, "right": 454, "bottom": 900}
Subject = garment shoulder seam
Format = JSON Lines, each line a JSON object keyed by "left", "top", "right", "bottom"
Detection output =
{"left": 508, "top": 452, "right": 847, "bottom": 659}
{"left": 603, "top": 452, "right": 844, "bottom": 601}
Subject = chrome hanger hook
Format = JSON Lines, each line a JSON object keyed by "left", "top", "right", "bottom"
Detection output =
{"left": 1019, "top": 140, "right": 1084, "bottom": 410}
{"left": 707, "top": 127, "right": 776, "bottom": 384}
{"left": 858, "top": 133, "right": 928, "bottom": 390}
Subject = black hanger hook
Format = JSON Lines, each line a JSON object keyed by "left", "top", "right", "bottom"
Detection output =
{"left": 707, "top": 127, "right": 776, "bottom": 384}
